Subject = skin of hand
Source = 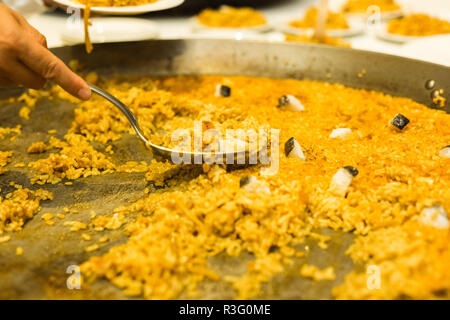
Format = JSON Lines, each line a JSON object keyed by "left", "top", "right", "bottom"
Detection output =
{"left": 0, "top": 3, "right": 91, "bottom": 100}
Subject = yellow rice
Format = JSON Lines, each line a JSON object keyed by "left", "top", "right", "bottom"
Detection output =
{"left": 11, "top": 74, "right": 450, "bottom": 300}
{"left": 388, "top": 14, "right": 450, "bottom": 37}
{"left": 196, "top": 6, "right": 266, "bottom": 28}
{"left": 289, "top": 7, "right": 349, "bottom": 30}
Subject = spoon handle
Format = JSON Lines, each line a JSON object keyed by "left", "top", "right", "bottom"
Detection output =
{"left": 88, "top": 83, "right": 150, "bottom": 144}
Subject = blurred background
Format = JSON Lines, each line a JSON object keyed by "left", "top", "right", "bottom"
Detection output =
{"left": 1, "top": 0, "right": 449, "bottom": 65}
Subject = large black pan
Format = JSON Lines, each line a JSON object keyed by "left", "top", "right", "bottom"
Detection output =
{"left": 0, "top": 40, "right": 448, "bottom": 299}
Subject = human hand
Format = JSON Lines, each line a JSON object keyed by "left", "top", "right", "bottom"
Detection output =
{"left": 0, "top": 3, "right": 91, "bottom": 100}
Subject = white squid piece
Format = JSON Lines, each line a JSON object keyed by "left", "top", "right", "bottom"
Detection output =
{"left": 284, "top": 137, "right": 306, "bottom": 160}
{"left": 240, "top": 176, "right": 271, "bottom": 195}
{"left": 419, "top": 206, "right": 449, "bottom": 229}
{"left": 329, "top": 128, "right": 352, "bottom": 139}
{"left": 278, "top": 95, "right": 305, "bottom": 112}
{"left": 439, "top": 145, "right": 450, "bottom": 158}
{"left": 329, "top": 166, "right": 358, "bottom": 197}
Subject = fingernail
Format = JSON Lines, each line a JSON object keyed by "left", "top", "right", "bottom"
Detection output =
{"left": 77, "top": 88, "right": 91, "bottom": 100}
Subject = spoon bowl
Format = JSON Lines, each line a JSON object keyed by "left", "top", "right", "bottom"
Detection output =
{"left": 89, "top": 83, "right": 255, "bottom": 164}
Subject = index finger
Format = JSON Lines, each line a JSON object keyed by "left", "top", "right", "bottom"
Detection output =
{"left": 18, "top": 41, "right": 91, "bottom": 100}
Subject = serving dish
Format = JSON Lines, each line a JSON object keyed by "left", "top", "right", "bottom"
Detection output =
{"left": 61, "top": 17, "right": 158, "bottom": 44}
{"left": 52, "top": 0, "right": 184, "bottom": 15}
{"left": 375, "top": 22, "right": 423, "bottom": 43}
{"left": 280, "top": 18, "right": 364, "bottom": 38}
{"left": 344, "top": 9, "right": 403, "bottom": 21}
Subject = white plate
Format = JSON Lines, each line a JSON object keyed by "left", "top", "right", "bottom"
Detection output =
{"left": 191, "top": 17, "right": 272, "bottom": 34}
{"left": 280, "top": 19, "right": 364, "bottom": 38}
{"left": 61, "top": 17, "right": 158, "bottom": 44}
{"left": 52, "top": 0, "right": 184, "bottom": 15}
{"left": 345, "top": 9, "right": 404, "bottom": 21}
{"left": 375, "top": 23, "right": 423, "bottom": 43}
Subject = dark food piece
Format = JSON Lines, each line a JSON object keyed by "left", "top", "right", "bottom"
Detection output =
{"left": 278, "top": 95, "right": 289, "bottom": 107}
{"left": 284, "top": 137, "right": 305, "bottom": 159}
{"left": 219, "top": 85, "right": 231, "bottom": 97}
{"left": 284, "top": 137, "right": 296, "bottom": 157}
{"left": 277, "top": 94, "right": 304, "bottom": 111}
{"left": 240, "top": 176, "right": 251, "bottom": 187}
{"left": 343, "top": 166, "right": 359, "bottom": 177}
{"left": 391, "top": 114, "right": 410, "bottom": 130}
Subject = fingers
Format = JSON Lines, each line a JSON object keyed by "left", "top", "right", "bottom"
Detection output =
{"left": 29, "top": 29, "right": 47, "bottom": 48}
{"left": 23, "top": 23, "right": 48, "bottom": 48}
{"left": 18, "top": 42, "right": 91, "bottom": 100}
{"left": 39, "top": 33, "right": 48, "bottom": 48}
{"left": 6, "top": 59, "right": 46, "bottom": 89}
{"left": 0, "top": 4, "right": 87, "bottom": 99}
{"left": 0, "top": 44, "right": 45, "bottom": 89}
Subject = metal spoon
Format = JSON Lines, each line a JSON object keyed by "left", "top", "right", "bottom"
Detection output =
{"left": 88, "top": 83, "right": 249, "bottom": 164}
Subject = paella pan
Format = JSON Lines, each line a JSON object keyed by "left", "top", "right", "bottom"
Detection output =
{"left": 0, "top": 39, "right": 449, "bottom": 299}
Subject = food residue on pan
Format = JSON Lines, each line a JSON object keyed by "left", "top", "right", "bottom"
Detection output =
{"left": 0, "top": 126, "right": 21, "bottom": 140}
{"left": 0, "top": 235, "right": 11, "bottom": 244}
{"left": 0, "top": 151, "right": 13, "bottom": 175}
{"left": 16, "top": 246, "right": 23, "bottom": 256}
{"left": 300, "top": 264, "right": 336, "bottom": 281}
{"left": 64, "top": 221, "right": 88, "bottom": 231}
{"left": 0, "top": 187, "right": 53, "bottom": 234}
{"left": 27, "top": 141, "right": 48, "bottom": 154}
{"left": 0, "top": 125, "right": 21, "bottom": 173}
